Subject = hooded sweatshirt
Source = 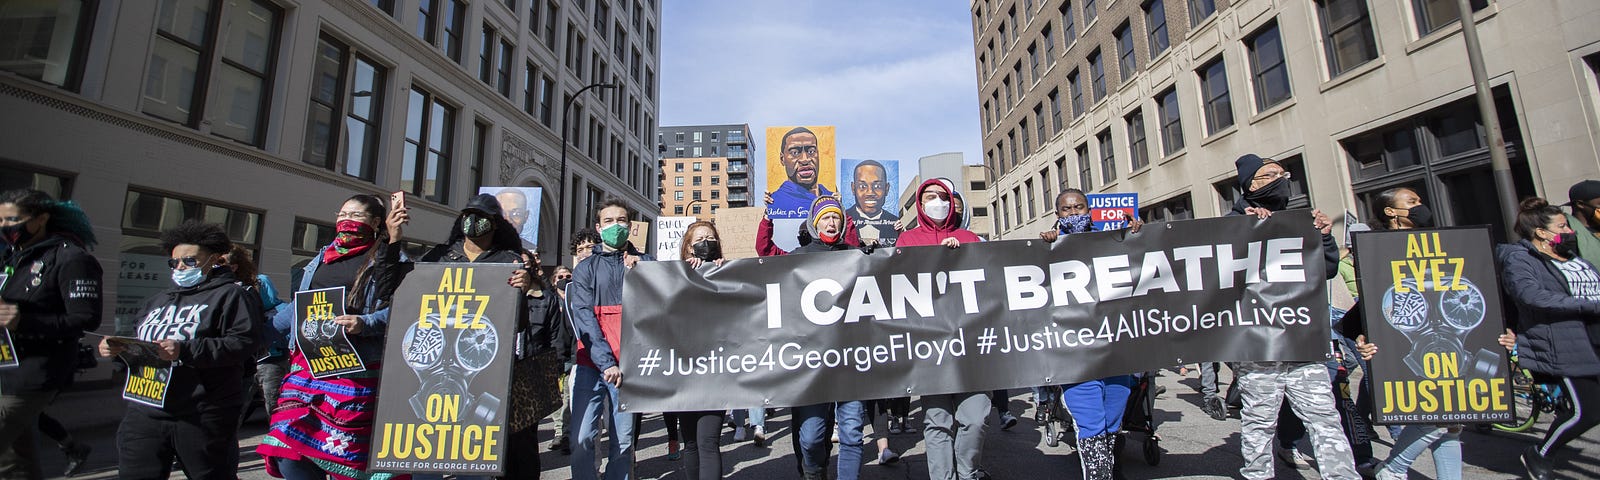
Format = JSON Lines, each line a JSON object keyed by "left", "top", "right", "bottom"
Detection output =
{"left": 899, "top": 179, "right": 983, "bottom": 247}
{"left": 129, "top": 269, "right": 263, "bottom": 413}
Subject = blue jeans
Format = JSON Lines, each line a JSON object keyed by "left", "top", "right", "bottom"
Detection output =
{"left": 572, "top": 365, "right": 635, "bottom": 480}
{"left": 734, "top": 407, "right": 765, "bottom": 430}
{"left": 1062, "top": 376, "right": 1135, "bottom": 439}
{"left": 1381, "top": 425, "right": 1461, "bottom": 480}
{"left": 790, "top": 403, "right": 833, "bottom": 475}
{"left": 836, "top": 401, "right": 867, "bottom": 480}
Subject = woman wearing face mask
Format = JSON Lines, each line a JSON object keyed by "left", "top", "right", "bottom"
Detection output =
{"left": 100, "top": 220, "right": 263, "bottom": 479}
{"left": 756, "top": 193, "right": 863, "bottom": 256}
{"left": 899, "top": 179, "right": 989, "bottom": 480}
{"left": 665, "top": 221, "right": 733, "bottom": 479}
{"left": 1496, "top": 197, "right": 1600, "bottom": 480}
{"left": 0, "top": 189, "right": 102, "bottom": 479}
{"left": 258, "top": 194, "right": 408, "bottom": 480}
{"left": 1035, "top": 188, "right": 1142, "bottom": 480}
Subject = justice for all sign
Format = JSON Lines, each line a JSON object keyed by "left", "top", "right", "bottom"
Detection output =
{"left": 370, "top": 263, "right": 521, "bottom": 475}
{"left": 1354, "top": 226, "right": 1512, "bottom": 424}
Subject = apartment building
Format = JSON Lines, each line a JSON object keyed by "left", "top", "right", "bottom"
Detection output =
{"left": 657, "top": 123, "right": 754, "bottom": 218}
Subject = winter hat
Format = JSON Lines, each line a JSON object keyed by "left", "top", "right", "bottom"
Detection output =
{"left": 1234, "top": 154, "right": 1275, "bottom": 191}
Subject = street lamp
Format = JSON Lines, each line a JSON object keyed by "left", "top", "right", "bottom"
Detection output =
{"left": 556, "top": 82, "right": 617, "bottom": 265}
{"left": 685, "top": 199, "right": 709, "bottom": 220}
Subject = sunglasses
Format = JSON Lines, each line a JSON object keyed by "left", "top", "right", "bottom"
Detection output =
{"left": 167, "top": 256, "right": 205, "bottom": 269}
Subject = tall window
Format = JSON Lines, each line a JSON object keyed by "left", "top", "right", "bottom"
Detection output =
{"left": 497, "top": 39, "right": 514, "bottom": 97}
{"left": 419, "top": 0, "right": 465, "bottom": 62}
{"left": 1414, "top": 0, "right": 1488, "bottom": 36}
{"left": 1189, "top": 0, "right": 1216, "bottom": 26}
{"left": 1060, "top": 1, "right": 1076, "bottom": 42}
{"left": 1115, "top": 23, "right": 1136, "bottom": 83}
{"left": 144, "top": 0, "right": 282, "bottom": 146}
{"left": 1318, "top": 0, "right": 1378, "bottom": 77}
{"left": 1076, "top": 144, "right": 1093, "bottom": 191}
{"left": 1089, "top": 49, "right": 1106, "bottom": 101}
{"left": 1069, "top": 70, "right": 1084, "bottom": 118}
{"left": 523, "top": 62, "right": 538, "bottom": 115}
{"left": 1157, "top": 87, "right": 1184, "bottom": 155}
{"left": 402, "top": 87, "right": 456, "bottom": 203}
{"left": 982, "top": 101, "right": 992, "bottom": 132}
{"left": 1002, "top": 76, "right": 1013, "bottom": 110}
{"left": 1042, "top": 26, "right": 1056, "bottom": 63}
{"left": 1013, "top": 62, "right": 1025, "bottom": 96}
{"left": 1083, "top": 0, "right": 1098, "bottom": 25}
{"left": 471, "top": 121, "right": 489, "bottom": 193}
{"left": 1247, "top": 22, "right": 1292, "bottom": 110}
{"left": 594, "top": 1, "right": 610, "bottom": 40}
{"left": 1199, "top": 58, "right": 1233, "bottom": 134}
{"left": 1029, "top": 43, "right": 1042, "bottom": 80}
{"left": 537, "top": 74, "right": 555, "bottom": 126}
{"left": 303, "top": 35, "right": 386, "bottom": 181}
{"left": 480, "top": 25, "right": 497, "bottom": 84}
{"left": 0, "top": 0, "right": 94, "bottom": 89}
{"left": 1020, "top": 121, "right": 1032, "bottom": 158}
{"left": 1097, "top": 129, "right": 1116, "bottom": 184}
{"left": 1048, "top": 88, "right": 1064, "bottom": 131}
{"left": 1126, "top": 110, "right": 1149, "bottom": 171}
{"left": 543, "top": 1, "right": 560, "bottom": 46}
{"left": 1034, "top": 103, "right": 1049, "bottom": 141}
{"left": 1025, "top": 179, "right": 1037, "bottom": 220}
{"left": 1146, "top": 0, "right": 1169, "bottom": 58}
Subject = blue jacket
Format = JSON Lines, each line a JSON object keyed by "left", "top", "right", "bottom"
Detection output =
{"left": 766, "top": 181, "right": 834, "bottom": 219}
{"left": 1498, "top": 240, "right": 1600, "bottom": 377}
{"left": 271, "top": 244, "right": 405, "bottom": 363}
{"left": 568, "top": 243, "right": 653, "bottom": 371}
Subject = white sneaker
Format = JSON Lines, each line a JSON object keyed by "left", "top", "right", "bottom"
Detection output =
{"left": 1275, "top": 446, "right": 1309, "bottom": 469}
{"left": 733, "top": 426, "right": 748, "bottom": 442}
{"left": 753, "top": 426, "right": 767, "bottom": 447}
{"left": 1374, "top": 465, "right": 1406, "bottom": 480}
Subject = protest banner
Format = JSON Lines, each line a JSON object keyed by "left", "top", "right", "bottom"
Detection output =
{"left": 620, "top": 211, "right": 1330, "bottom": 412}
{"left": 653, "top": 217, "right": 698, "bottom": 261}
{"left": 765, "top": 126, "right": 838, "bottom": 220}
{"left": 294, "top": 287, "right": 366, "bottom": 378}
{"left": 1088, "top": 193, "right": 1138, "bottom": 231}
{"left": 478, "top": 186, "right": 543, "bottom": 249}
{"left": 841, "top": 159, "right": 902, "bottom": 247}
{"left": 714, "top": 207, "right": 765, "bottom": 260}
{"left": 370, "top": 263, "right": 522, "bottom": 475}
{"left": 1353, "top": 226, "right": 1512, "bottom": 424}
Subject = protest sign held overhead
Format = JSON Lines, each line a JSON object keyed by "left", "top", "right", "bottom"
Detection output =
{"left": 653, "top": 217, "right": 698, "bottom": 261}
{"left": 620, "top": 211, "right": 1331, "bottom": 412}
{"left": 765, "top": 126, "right": 838, "bottom": 220}
{"left": 478, "top": 187, "right": 544, "bottom": 250}
{"left": 840, "top": 159, "right": 901, "bottom": 247}
{"left": 294, "top": 287, "right": 366, "bottom": 378}
{"left": 1354, "top": 226, "right": 1512, "bottom": 424}
{"left": 371, "top": 263, "right": 522, "bottom": 475}
{"left": 1088, "top": 193, "right": 1139, "bottom": 231}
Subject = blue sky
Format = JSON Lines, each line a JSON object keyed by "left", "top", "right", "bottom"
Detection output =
{"left": 658, "top": 1, "right": 983, "bottom": 191}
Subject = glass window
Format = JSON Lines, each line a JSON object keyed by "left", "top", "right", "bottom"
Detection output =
{"left": 1097, "top": 130, "right": 1116, "bottom": 184}
{"left": 1189, "top": 0, "right": 1216, "bottom": 26}
{"left": 1247, "top": 22, "right": 1292, "bottom": 110}
{"left": 1035, "top": 103, "right": 1048, "bottom": 142}
{"left": 1020, "top": 121, "right": 1032, "bottom": 158}
{"left": 471, "top": 121, "right": 489, "bottom": 193}
{"left": 401, "top": 87, "right": 455, "bottom": 203}
{"left": 543, "top": 1, "right": 559, "bottom": 47}
{"left": 442, "top": 0, "right": 465, "bottom": 62}
{"left": 1048, "top": 89, "right": 1064, "bottom": 132}
{"left": 1060, "top": 1, "right": 1076, "bottom": 41}
{"left": 371, "top": 0, "right": 394, "bottom": 15}
{"left": 1083, "top": 0, "right": 1098, "bottom": 25}
{"left": 1069, "top": 69, "right": 1084, "bottom": 118}
{"left": 1146, "top": 0, "right": 1169, "bottom": 58}
{"left": 303, "top": 34, "right": 385, "bottom": 182}
{"left": 480, "top": 25, "right": 496, "bottom": 84}
{"left": 1414, "top": 0, "right": 1488, "bottom": 36}
{"left": 1076, "top": 144, "right": 1093, "bottom": 191}
{"left": 1089, "top": 49, "right": 1106, "bottom": 101}
{"left": 1028, "top": 43, "right": 1041, "bottom": 80}
{"left": 537, "top": 74, "right": 555, "bottom": 126}
{"left": 497, "top": 40, "right": 514, "bottom": 97}
{"left": 1157, "top": 88, "right": 1184, "bottom": 155}
{"left": 0, "top": 0, "right": 93, "bottom": 89}
{"left": 1116, "top": 23, "right": 1136, "bottom": 82}
{"left": 1139, "top": 193, "right": 1193, "bottom": 223}
{"left": 1025, "top": 179, "right": 1037, "bottom": 220}
{"left": 1127, "top": 110, "right": 1148, "bottom": 171}
{"left": 1042, "top": 25, "right": 1056, "bottom": 64}
{"left": 144, "top": 0, "right": 282, "bottom": 146}
{"left": 1318, "top": 0, "right": 1378, "bottom": 77}
{"left": 0, "top": 163, "right": 71, "bottom": 199}
{"left": 1199, "top": 57, "right": 1233, "bottom": 134}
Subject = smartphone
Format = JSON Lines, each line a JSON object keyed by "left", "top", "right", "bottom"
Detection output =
{"left": 390, "top": 191, "right": 406, "bottom": 212}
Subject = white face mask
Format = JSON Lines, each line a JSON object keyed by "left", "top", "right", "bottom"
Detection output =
{"left": 923, "top": 199, "right": 951, "bottom": 222}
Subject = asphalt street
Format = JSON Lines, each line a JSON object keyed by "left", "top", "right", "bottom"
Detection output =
{"left": 37, "top": 366, "right": 1600, "bottom": 479}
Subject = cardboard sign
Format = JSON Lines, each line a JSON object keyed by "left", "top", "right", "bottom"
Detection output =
{"left": 294, "top": 287, "right": 366, "bottom": 378}
{"left": 714, "top": 207, "right": 766, "bottom": 260}
{"left": 653, "top": 217, "right": 698, "bottom": 261}
{"left": 371, "top": 263, "right": 522, "bottom": 475}
{"left": 1087, "top": 193, "right": 1138, "bottom": 231}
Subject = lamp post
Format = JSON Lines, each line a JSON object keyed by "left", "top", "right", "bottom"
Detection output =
{"left": 556, "top": 82, "right": 617, "bottom": 266}
{"left": 685, "top": 199, "right": 709, "bottom": 220}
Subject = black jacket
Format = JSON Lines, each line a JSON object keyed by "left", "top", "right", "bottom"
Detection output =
{"left": 791, "top": 238, "right": 853, "bottom": 255}
{"left": 1498, "top": 240, "right": 1600, "bottom": 377}
{"left": 569, "top": 243, "right": 653, "bottom": 371}
{"left": 522, "top": 286, "right": 566, "bottom": 360}
{"left": 0, "top": 233, "right": 103, "bottom": 393}
{"left": 1226, "top": 202, "right": 1339, "bottom": 280}
{"left": 129, "top": 270, "right": 263, "bottom": 413}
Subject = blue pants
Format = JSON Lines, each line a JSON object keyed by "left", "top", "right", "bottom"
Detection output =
{"left": 836, "top": 401, "right": 867, "bottom": 480}
{"left": 1062, "top": 376, "right": 1135, "bottom": 439}
{"left": 572, "top": 365, "right": 635, "bottom": 480}
{"left": 790, "top": 403, "right": 834, "bottom": 476}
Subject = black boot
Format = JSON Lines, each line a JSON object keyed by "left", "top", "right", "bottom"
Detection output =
{"left": 1078, "top": 433, "right": 1117, "bottom": 480}
{"left": 1521, "top": 446, "right": 1552, "bottom": 480}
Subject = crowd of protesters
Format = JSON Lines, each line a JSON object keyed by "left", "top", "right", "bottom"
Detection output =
{"left": 0, "top": 157, "right": 1596, "bottom": 480}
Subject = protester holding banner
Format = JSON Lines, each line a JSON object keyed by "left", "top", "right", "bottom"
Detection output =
{"left": 663, "top": 221, "right": 735, "bottom": 478}
{"left": 1037, "top": 188, "right": 1141, "bottom": 480}
{"left": 99, "top": 220, "right": 262, "bottom": 479}
{"left": 1220, "top": 154, "right": 1358, "bottom": 480}
{"left": 0, "top": 189, "right": 102, "bottom": 479}
{"left": 1499, "top": 197, "right": 1600, "bottom": 480}
{"left": 569, "top": 199, "right": 653, "bottom": 480}
{"left": 758, "top": 193, "right": 862, "bottom": 256}
{"left": 258, "top": 194, "right": 408, "bottom": 480}
{"left": 899, "top": 178, "right": 992, "bottom": 480}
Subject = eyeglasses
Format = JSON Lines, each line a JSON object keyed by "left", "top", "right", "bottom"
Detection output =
{"left": 785, "top": 145, "right": 820, "bottom": 157}
{"left": 853, "top": 181, "right": 891, "bottom": 192}
{"left": 167, "top": 256, "right": 204, "bottom": 269}
{"left": 336, "top": 211, "right": 372, "bottom": 220}
{"left": 1252, "top": 171, "right": 1291, "bottom": 183}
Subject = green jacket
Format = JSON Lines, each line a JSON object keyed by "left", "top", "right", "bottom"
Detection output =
{"left": 1565, "top": 213, "right": 1600, "bottom": 268}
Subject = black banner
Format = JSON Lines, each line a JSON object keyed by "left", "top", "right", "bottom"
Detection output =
{"left": 371, "top": 263, "right": 521, "bottom": 475}
{"left": 294, "top": 287, "right": 366, "bottom": 378}
{"left": 1353, "top": 226, "right": 1512, "bottom": 424}
{"left": 620, "top": 211, "right": 1331, "bottom": 412}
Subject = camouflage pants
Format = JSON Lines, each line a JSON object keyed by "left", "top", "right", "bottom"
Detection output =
{"left": 1236, "top": 361, "right": 1358, "bottom": 480}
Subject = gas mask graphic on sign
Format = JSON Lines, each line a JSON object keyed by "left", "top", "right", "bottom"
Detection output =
{"left": 300, "top": 314, "right": 343, "bottom": 350}
{"left": 401, "top": 312, "right": 502, "bottom": 423}
{"left": 1380, "top": 271, "right": 1498, "bottom": 379}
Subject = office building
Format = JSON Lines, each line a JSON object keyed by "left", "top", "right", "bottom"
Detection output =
{"left": 972, "top": 0, "right": 1600, "bottom": 241}
{"left": 657, "top": 123, "right": 754, "bottom": 218}
{"left": 0, "top": 0, "right": 660, "bottom": 333}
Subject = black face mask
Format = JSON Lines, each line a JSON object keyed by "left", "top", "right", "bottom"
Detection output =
{"left": 0, "top": 223, "right": 33, "bottom": 247}
{"left": 691, "top": 240, "right": 722, "bottom": 262}
{"left": 554, "top": 278, "right": 570, "bottom": 291}
{"left": 1400, "top": 204, "right": 1435, "bottom": 229}
{"left": 461, "top": 214, "right": 494, "bottom": 238}
{"left": 1554, "top": 232, "right": 1581, "bottom": 259}
{"left": 1244, "top": 177, "right": 1290, "bottom": 211}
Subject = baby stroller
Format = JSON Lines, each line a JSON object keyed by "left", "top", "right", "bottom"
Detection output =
{"left": 1116, "top": 371, "right": 1162, "bottom": 466}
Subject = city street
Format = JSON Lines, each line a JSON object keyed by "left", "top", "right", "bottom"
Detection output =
{"left": 37, "top": 366, "right": 1598, "bottom": 479}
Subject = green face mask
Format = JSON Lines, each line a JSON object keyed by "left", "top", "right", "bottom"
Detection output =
{"left": 600, "top": 223, "right": 630, "bottom": 249}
